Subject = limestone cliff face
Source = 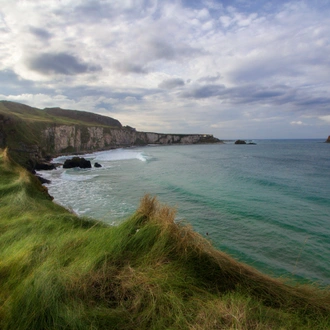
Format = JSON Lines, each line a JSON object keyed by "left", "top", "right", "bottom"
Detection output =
{"left": 42, "top": 125, "right": 221, "bottom": 155}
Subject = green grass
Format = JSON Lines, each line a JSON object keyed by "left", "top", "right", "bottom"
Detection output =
{"left": 1, "top": 148, "right": 330, "bottom": 329}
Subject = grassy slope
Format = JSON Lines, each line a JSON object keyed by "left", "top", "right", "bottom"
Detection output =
{"left": 0, "top": 100, "right": 120, "bottom": 126}
{"left": 1, "top": 149, "right": 330, "bottom": 330}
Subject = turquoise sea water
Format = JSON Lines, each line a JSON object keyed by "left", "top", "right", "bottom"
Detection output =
{"left": 39, "top": 139, "right": 330, "bottom": 285}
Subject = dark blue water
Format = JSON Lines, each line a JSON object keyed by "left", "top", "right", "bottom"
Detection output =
{"left": 41, "top": 139, "right": 330, "bottom": 285}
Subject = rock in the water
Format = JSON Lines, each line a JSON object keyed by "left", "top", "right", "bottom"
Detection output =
{"left": 326, "top": 136, "right": 330, "bottom": 143}
{"left": 94, "top": 162, "right": 102, "bottom": 168}
{"left": 63, "top": 157, "right": 91, "bottom": 169}
{"left": 235, "top": 140, "right": 247, "bottom": 144}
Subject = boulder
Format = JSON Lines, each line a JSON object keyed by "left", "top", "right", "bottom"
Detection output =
{"left": 63, "top": 157, "right": 91, "bottom": 169}
{"left": 326, "top": 136, "right": 330, "bottom": 143}
{"left": 94, "top": 162, "right": 102, "bottom": 168}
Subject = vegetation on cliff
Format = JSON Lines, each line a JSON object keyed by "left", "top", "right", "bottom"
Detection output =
{"left": 1, "top": 148, "right": 330, "bottom": 330}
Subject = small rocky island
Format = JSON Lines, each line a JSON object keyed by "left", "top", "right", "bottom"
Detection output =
{"left": 235, "top": 140, "right": 256, "bottom": 145}
{"left": 326, "top": 136, "right": 330, "bottom": 143}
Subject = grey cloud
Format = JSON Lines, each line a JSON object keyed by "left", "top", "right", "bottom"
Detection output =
{"left": 114, "top": 62, "right": 149, "bottom": 74}
{"left": 65, "top": 0, "right": 159, "bottom": 23}
{"left": 29, "top": 27, "right": 52, "bottom": 40}
{"left": 197, "top": 72, "right": 221, "bottom": 83}
{"left": 159, "top": 78, "right": 185, "bottom": 89}
{"left": 252, "top": 90, "right": 284, "bottom": 98}
{"left": 295, "top": 96, "right": 330, "bottom": 108}
{"left": 219, "top": 85, "right": 292, "bottom": 105}
{"left": 27, "top": 53, "right": 101, "bottom": 75}
{"left": 180, "top": 84, "right": 226, "bottom": 98}
{"left": 116, "top": 39, "right": 204, "bottom": 76}
{"left": 217, "top": 84, "right": 330, "bottom": 115}
{"left": 52, "top": 0, "right": 112, "bottom": 23}
{"left": 0, "top": 69, "right": 51, "bottom": 95}
{"left": 145, "top": 38, "right": 205, "bottom": 62}
{"left": 180, "top": 82, "right": 314, "bottom": 110}
{"left": 61, "top": 85, "right": 160, "bottom": 106}
{"left": 230, "top": 60, "right": 301, "bottom": 84}
{"left": 75, "top": 1, "right": 111, "bottom": 20}
{"left": 149, "top": 40, "right": 176, "bottom": 60}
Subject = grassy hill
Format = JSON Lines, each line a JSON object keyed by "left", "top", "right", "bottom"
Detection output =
{"left": 0, "top": 100, "right": 124, "bottom": 169}
{"left": 1, "top": 148, "right": 330, "bottom": 329}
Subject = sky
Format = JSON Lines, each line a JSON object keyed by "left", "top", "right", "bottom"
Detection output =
{"left": 1, "top": 0, "right": 330, "bottom": 139}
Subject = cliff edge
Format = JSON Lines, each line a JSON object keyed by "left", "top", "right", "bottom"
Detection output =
{"left": 0, "top": 100, "right": 221, "bottom": 169}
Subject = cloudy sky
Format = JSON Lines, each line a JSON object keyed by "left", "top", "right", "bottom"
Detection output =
{"left": 1, "top": 0, "right": 329, "bottom": 139}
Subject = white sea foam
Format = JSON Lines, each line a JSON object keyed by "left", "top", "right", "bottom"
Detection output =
{"left": 91, "top": 149, "right": 147, "bottom": 162}
{"left": 52, "top": 148, "right": 147, "bottom": 163}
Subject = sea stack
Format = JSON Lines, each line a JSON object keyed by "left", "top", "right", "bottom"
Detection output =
{"left": 326, "top": 136, "right": 330, "bottom": 143}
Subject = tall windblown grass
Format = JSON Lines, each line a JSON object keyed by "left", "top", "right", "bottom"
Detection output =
{"left": 0, "top": 148, "right": 330, "bottom": 329}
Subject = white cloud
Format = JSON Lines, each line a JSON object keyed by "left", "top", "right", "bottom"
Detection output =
{"left": 290, "top": 121, "right": 305, "bottom": 125}
{"left": 319, "top": 115, "right": 330, "bottom": 123}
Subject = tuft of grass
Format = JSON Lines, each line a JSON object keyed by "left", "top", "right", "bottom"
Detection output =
{"left": 1, "top": 149, "right": 330, "bottom": 329}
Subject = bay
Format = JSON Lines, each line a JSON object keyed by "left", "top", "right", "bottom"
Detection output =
{"left": 39, "top": 139, "right": 330, "bottom": 285}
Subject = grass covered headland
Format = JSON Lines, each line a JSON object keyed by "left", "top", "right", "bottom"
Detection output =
{"left": 1, "top": 148, "right": 330, "bottom": 330}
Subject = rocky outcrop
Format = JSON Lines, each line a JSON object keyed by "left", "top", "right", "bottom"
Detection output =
{"left": 326, "top": 136, "right": 330, "bottom": 143}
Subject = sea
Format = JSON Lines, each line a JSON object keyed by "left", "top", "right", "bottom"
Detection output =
{"left": 38, "top": 139, "right": 330, "bottom": 286}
